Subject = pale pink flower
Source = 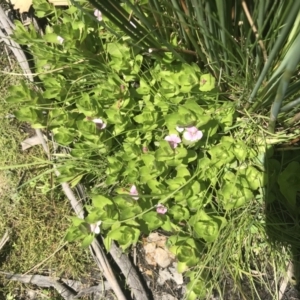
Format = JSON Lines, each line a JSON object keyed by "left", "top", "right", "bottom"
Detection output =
{"left": 57, "top": 36, "right": 64, "bottom": 44}
{"left": 183, "top": 126, "right": 203, "bottom": 142}
{"left": 142, "top": 146, "right": 148, "bottom": 153}
{"left": 130, "top": 185, "right": 139, "bottom": 200}
{"left": 176, "top": 126, "right": 185, "bottom": 133}
{"left": 156, "top": 204, "right": 167, "bottom": 214}
{"left": 164, "top": 134, "right": 181, "bottom": 149}
{"left": 90, "top": 221, "right": 101, "bottom": 234}
{"left": 92, "top": 118, "right": 106, "bottom": 130}
{"left": 94, "top": 9, "right": 102, "bottom": 22}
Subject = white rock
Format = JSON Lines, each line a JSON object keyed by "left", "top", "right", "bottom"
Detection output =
{"left": 154, "top": 292, "right": 178, "bottom": 300}
{"left": 154, "top": 247, "right": 173, "bottom": 268}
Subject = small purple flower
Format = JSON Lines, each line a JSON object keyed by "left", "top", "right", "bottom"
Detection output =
{"left": 164, "top": 134, "right": 181, "bottom": 149}
{"left": 130, "top": 184, "right": 139, "bottom": 200}
{"left": 156, "top": 204, "right": 167, "bottom": 215}
{"left": 90, "top": 221, "right": 101, "bottom": 234}
{"left": 94, "top": 9, "right": 102, "bottom": 22}
{"left": 92, "top": 118, "right": 106, "bottom": 130}
{"left": 183, "top": 126, "right": 203, "bottom": 142}
{"left": 57, "top": 36, "right": 64, "bottom": 44}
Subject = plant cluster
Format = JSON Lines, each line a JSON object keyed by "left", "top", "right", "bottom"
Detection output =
{"left": 6, "top": 0, "right": 300, "bottom": 299}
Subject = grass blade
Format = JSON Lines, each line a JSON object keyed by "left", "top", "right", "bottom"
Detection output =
{"left": 248, "top": 1, "right": 300, "bottom": 110}
{"left": 268, "top": 33, "right": 300, "bottom": 132}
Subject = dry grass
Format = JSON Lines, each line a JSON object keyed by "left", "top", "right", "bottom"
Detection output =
{"left": 0, "top": 41, "right": 97, "bottom": 300}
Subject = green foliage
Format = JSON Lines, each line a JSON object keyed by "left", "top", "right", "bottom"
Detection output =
{"left": 278, "top": 161, "right": 300, "bottom": 212}
{"left": 8, "top": 0, "right": 300, "bottom": 298}
{"left": 88, "top": 0, "right": 300, "bottom": 133}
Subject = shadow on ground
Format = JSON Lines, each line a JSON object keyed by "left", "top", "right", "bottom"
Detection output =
{"left": 265, "top": 146, "right": 300, "bottom": 300}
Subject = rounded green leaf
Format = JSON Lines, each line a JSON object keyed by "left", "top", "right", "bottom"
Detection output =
{"left": 192, "top": 212, "right": 226, "bottom": 243}
{"left": 92, "top": 195, "right": 113, "bottom": 208}
{"left": 176, "top": 165, "right": 191, "bottom": 178}
{"left": 142, "top": 211, "right": 164, "bottom": 231}
{"left": 208, "top": 145, "right": 235, "bottom": 168}
{"left": 53, "top": 127, "right": 76, "bottom": 145}
{"left": 169, "top": 205, "right": 190, "bottom": 221}
{"left": 147, "top": 180, "right": 166, "bottom": 193}
{"left": 169, "top": 245, "right": 199, "bottom": 272}
{"left": 199, "top": 74, "right": 215, "bottom": 91}
{"left": 219, "top": 183, "right": 253, "bottom": 210}
{"left": 108, "top": 226, "right": 140, "bottom": 250}
{"left": 278, "top": 161, "right": 300, "bottom": 209}
{"left": 81, "top": 234, "right": 94, "bottom": 248}
{"left": 174, "top": 147, "right": 188, "bottom": 159}
{"left": 44, "top": 32, "right": 62, "bottom": 43}
{"left": 232, "top": 140, "right": 248, "bottom": 161}
{"left": 166, "top": 177, "right": 186, "bottom": 191}
{"left": 186, "top": 279, "right": 206, "bottom": 300}
{"left": 238, "top": 166, "right": 265, "bottom": 190}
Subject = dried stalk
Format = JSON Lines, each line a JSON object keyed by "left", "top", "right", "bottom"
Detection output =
{"left": 1, "top": 272, "right": 111, "bottom": 300}
{"left": 0, "top": 231, "right": 9, "bottom": 251}
{"left": 241, "top": 0, "right": 268, "bottom": 62}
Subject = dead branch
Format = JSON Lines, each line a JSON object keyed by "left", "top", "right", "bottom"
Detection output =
{"left": 1, "top": 272, "right": 111, "bottom": 300}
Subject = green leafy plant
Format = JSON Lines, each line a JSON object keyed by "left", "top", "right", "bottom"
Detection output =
{"left": 7, "top": 1, "right": 297, "bottom": 299}
{"left": 278, "top": 161, "right": 300, "bottom": 213}
{"left": 86, "top": 0, "right": 300, "bottom": 134}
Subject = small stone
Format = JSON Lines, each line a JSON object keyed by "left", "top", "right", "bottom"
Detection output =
{"left": 157, "top": 269, "right": 172, "bottom": 285}
{"left": 27, "top": 290, "right": 37, "bottom": 299}
{"left": 154, "top": 292, "right": 178, "bottom": 300}
{"left": 154, "top": 248, "right": 172, "bottom": 268}
{"left": 168, "top": 263, "right": 183, "bottom": 285}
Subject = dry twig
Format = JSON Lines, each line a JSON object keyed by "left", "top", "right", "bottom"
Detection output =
{"left": 241, "top": 0, "right": 268, "bottom": 62}
{"left": 0, "top": 231, "right": 9, "bottom": 251}
{"left": 1, "top": 272, "right": 111, "bottom": 300}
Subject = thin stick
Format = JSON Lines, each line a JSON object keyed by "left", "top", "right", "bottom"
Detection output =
{"left": 24, "top": 242, "right": 68, "bottom": 275}
{"left": 2, "top": 272, "right": 76, "bottom": 300}
{"left": 4, "top": 45, "right": 13, "bottom": 69}
{"left": 0, "top": 231, "right": 9, "bottom": 251}
{"left": 241, "top": 0, "right": 268, "bottom": 62}
{"left": 278, "top": 261, "right": 294, "bottom": 300}
{"left": 1, "top": 271, "right": 111, "bottom": 298}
